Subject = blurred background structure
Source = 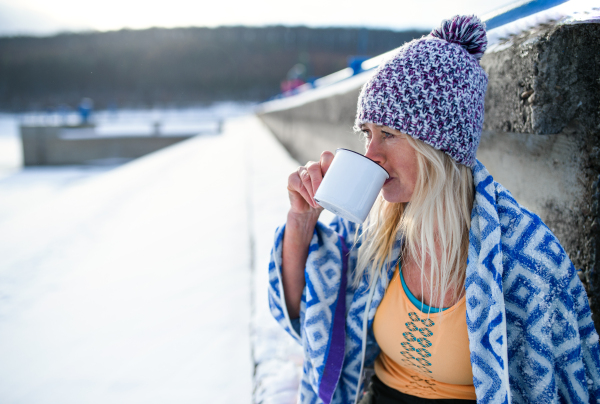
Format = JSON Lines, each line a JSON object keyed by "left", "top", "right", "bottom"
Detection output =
{"left": 0, "top": 27, "right": 429, "bottom": 111}
{"left": 0, "top": 0, "right": 598, "bottom": 403}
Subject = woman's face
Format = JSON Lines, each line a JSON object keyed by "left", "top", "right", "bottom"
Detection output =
{"left": 361, "top": 122, "right": 419, "bottom": 204}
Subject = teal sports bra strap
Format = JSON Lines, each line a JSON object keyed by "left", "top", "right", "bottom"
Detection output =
{"left": 399, "top": 265, "right": 448, "bottom": 314}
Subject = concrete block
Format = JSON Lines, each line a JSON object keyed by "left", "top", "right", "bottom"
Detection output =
{"left": 481, "top": 22, "right": 600, "bottom": 328}
{"left": 481, "top": 23, "right": 600, "bottom": 134}
{"left": 20, "top": 126, "right": 61, "bottom": 166}
{"left": 258, "top": 86, "right": 364, "bottom": 164}
{"left": 20, "top": 125, "right": 195, "bottom": 166}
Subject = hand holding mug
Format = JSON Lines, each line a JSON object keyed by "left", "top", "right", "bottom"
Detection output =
{"left": 287, "top": 151, "right": 334, "bottom": 215}
{"left": 314, "top": 149, "right": 389, "bottom": 223}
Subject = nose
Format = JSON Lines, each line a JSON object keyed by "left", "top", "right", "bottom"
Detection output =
{"left": 365, "top": 137, "right": 384, "bottom": 166}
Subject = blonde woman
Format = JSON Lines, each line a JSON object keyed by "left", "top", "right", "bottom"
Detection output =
{"left": 268, "top": 15, "right": 600, "bottom": 404}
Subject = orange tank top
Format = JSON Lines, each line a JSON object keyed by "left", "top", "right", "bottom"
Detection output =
{"left": 373, "top": 265, "right": 476, "bottom": 400}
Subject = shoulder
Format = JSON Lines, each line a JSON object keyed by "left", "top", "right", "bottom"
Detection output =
{"left": 473, "top": 161, "right": 563, "bottom": 260}
{"left": 493, "top": 182, "right": 578, "bottom": 312}
{"left": 494, "top": 183, "right": 543, "bottom": 241}
{"left": 472, "top": 162, "right": 575, "bottom": 283}
{"left": 495, "top": 182, "right": 565, "bottom": 261}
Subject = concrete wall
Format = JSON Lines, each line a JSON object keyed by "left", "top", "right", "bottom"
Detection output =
{"left": 258, "top": 21, "right": 600, "bottom": 328}
{"left": 21, "top": 126, "right": 194, "bottom": 166}
{"left": 258, "top": 83, "right": 365, "bottom": 164}
{"left": 480, "top": 22, "right": 600, "bottom": 325}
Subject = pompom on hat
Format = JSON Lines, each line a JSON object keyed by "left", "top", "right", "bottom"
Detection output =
{"left": 355, "top": 15, "right": 488, "bottom": 167}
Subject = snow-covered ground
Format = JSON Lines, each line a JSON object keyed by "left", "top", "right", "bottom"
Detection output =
{"left": 246, "top": 118, "right": 305, "bottom": 404}
{"left": 0, "top": 113, "right": 22, "bottom": 180}
{"left": 0, "top": 114, "right": 315, "bottom": 404}
{"left": 245, "top": 115, "right": 334, "bottom": 404}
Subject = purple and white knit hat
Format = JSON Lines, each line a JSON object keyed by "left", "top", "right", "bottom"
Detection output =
{"left": 355, "top": 15, "right": 488, "bottom": 167}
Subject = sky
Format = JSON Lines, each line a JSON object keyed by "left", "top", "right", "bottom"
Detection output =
{"left": 0, "top": 0, "right": 515, "bottom": 37}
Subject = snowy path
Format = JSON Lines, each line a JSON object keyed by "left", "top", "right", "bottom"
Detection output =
{"left": 246, "top": 115, "right": 334, "bottom": 404}
{"left": 0, "top": 116, "right": 284, "bottom": 404}
{"left": 246, "top": 118, "right": 304, "bottom": 404}
{"left": 0, "top": 115, "right": 318, "bottom": 404}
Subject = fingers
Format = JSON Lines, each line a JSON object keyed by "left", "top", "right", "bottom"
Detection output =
{"left": 288, "top": 151, "right": 334, "bottom": 211}
{"left": 297, "top": 166, "right": 318, "bottom": 208}
{"left": 305, "top": 151, "right": 333, "bottom": 199}
{"left": 305, "top": 161, "right": 323, "bottom": 200}
{"left": 300, "top": 164, "right": 320, "bottom": 208}
{"left": 288, "top": 168, "right": 316, "bottom": 210}
{"left": 320, "top": 151, "right": 334, "bottom": 176}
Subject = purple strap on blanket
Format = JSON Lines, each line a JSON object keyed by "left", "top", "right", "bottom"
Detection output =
{"left": 318, "top": 235, "right": 348, "bottom": 404}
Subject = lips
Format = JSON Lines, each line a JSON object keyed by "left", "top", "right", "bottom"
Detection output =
{"left": 384, "top": 177, "right": 393, "bottom": 185}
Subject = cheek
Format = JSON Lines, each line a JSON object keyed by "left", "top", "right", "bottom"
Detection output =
{"left": 398, "top": 155, "right": 419, "bottom": 193}
{"left": 407, "top": 162, "right": 419, "bottom": 187}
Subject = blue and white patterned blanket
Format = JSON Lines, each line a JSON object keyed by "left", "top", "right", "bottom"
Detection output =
{"left": 268, "top": 161, "right": 600, "bottom": 404}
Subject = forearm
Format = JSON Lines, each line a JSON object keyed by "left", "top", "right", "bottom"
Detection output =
{"left": 282, "top": 210, "right": 320, "bottom": 318}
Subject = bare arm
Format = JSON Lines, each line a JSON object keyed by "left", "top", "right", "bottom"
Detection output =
{"left": 282, "top": 151, "right": 334, "bottom": 318}
{"left": 282, "top": 210, "right": 319, "bottom": 318}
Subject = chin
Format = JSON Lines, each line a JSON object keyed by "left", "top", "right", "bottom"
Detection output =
{"left": 381, "top": 188, "right": 410, "bottom": 203}
{"left": 381, "top": 191, "right": 405, "bottom": 204}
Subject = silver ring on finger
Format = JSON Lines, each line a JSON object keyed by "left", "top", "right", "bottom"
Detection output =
{"left": 298, "top": 166, "right": 309, "bottom": 179}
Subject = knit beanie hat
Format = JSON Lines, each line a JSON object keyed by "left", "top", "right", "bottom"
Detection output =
{"left": 355, "top": 15, "right": 488, "bottom": 167}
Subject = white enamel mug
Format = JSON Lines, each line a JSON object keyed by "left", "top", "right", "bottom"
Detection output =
{"left": 314, "top": 148, "right": 389, "bottom": 223}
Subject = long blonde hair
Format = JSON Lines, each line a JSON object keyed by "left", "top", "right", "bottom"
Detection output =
{"left": 354, "top": 135, "right": 474, "bottom": 309}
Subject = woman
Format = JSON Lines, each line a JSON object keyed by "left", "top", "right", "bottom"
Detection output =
{"left": 268, "top": 15, "right": 600, "bottom": 404}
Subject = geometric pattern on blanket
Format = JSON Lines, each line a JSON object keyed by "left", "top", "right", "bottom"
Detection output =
{"left": 470, "top": 163, "right": 600, "bottom": 404}
{"left": 268, "top": 160, "right": 600, "bottom": 404}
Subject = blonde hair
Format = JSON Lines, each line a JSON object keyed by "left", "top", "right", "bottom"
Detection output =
{"left": 354, "top": 136, "right": 474, "bottom": 309}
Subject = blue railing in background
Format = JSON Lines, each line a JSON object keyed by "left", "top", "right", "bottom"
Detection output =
{"left": 482, "top": 0, "right": 570, "bottom": 30}
{"left": 270, "top": 0, "right": 580, "bottom": 101}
